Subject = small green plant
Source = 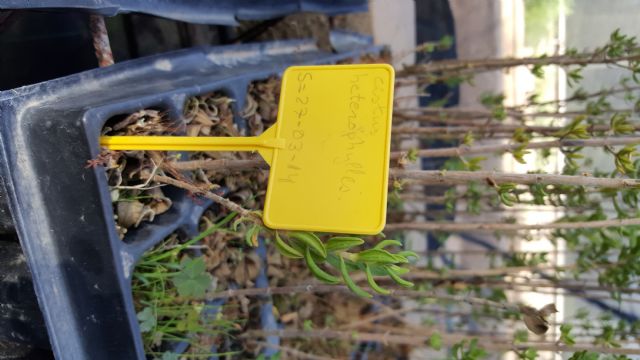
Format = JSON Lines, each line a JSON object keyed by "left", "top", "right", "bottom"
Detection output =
{"left": 273, "top": 231, "right": 417, "bottom": 298}
{"left": 132, "top": 212, "right": 238, "bottom": 359}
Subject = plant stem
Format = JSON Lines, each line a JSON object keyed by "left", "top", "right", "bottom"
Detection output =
{"left": 397, "top": 193, "right": 447, "bottom": 203}
{"left": 391, "top": 123, "right": 638, "bottom": 135}
{"left": 478, "top": 278, "right": 640, "bottom": 295}
{"left": 398, "top": 53, "right": 640, "bottom": 76}
{"left": 247, "top": 340, "right": 339, "bottom": 360}
{"left": 209, "top": 284, "right": 519, "bottom": 312}
{"left": 150, "top": 174, "right": 259, "bottom": 222}
{"left": 243, "top": 329, "right": 640, "bottom": 355}
{"left": 384, "top": 217, "right": 640, "bottom": 232}
{"left": 511, "top": 85, "right": 640, "bottom": 110}
{"left": 402, "top": 264, "right": 577, "bottom": 279}
{"left": 390, "top": 169, "right": 640, "bottom": 188}
{"left": 168, "top": 158, "right": 267, "bottom": 172}
{"left": 394, "top": 108, "right": 630, "bottom": 120}
{"left": 390, "top": 136, "right": 640, "bottom": 159}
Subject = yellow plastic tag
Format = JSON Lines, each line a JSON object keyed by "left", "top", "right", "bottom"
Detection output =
{"left": 100, "top": 64, "right": 395, "bottom": 235}
{"left": 263, "top": 64, "right": 394, "bottom": 235}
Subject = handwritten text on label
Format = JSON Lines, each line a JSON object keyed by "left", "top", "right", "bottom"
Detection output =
{"left": 278, "top": 72, "right": 312, "bottom": 184}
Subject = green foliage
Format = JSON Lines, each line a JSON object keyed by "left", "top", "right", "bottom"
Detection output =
{"left": 462, "top": 157, "right": 487, "bottom": 171}
{"left": 567, "top": 67, "right": 584, "bottom": 87}
{"left": 512, "top": 127, "right": 533, "bottom": 144}
{"left": 444, "top": 156, "right": 486, "bottom": 173}
{"left": 560, "top": 323, "right": 576, "bottom": 345}
{"left": 531, "top": 62, "right": 545, "bottom": 79}
{"left": 562, "top": 149, "right": 584, "bottom": 175}
{"left": 257, "top": 353, "right": 281, "bottom": 360}
{"left": 595, "top": 325, "right": 622, "bottom": 348}
{"left": 244, "top": 223, "right": 261, "bottom": 247}
{"left": 137, "top": 307, "right": 157, "bottom": 333}
{"left": 407, "top": 148, "right": 419, "bottom": 162}
{"left": 429, "top": 332, "right": 442, "bottom": 350}
{"left": 439, "top": 35, "right": 455, "bottom": 50}
{"left": 505, "top": 252, "right": 548, "bottom": 267}
{"left": 495, "top": 183, "right": 520, "bottom": 207}
{"left": 132, "top": 212, "right": 238, "bottom": 358}
{"left": 303, "top": 319, "right": 314, "bottom": 331}
{"left": 450, "top": 339, "right": 488, "bottom": 360}
{"left": 305, "top": 247, "right": 340, "bottom": 284}
{"left": 290, "top": 231, "right": 327, "bottom": 258}
{"left": 610, "top": 113, "right": 635, "bottom": 135}
{"left": 462, "top": 131, "right": 475, "bottom": 146}
{"left": 172, "top": 257, "right": 212, "bottom": 298}
{"left": 569, "top": 351, "right": 600, "bottom": 360}
{"left": 511, "top": 144, "right": 531, "bottom": 164}
{"left": 613, "top": 145, "right": 638, "bottom": 175}
{"left": 417, "top": 35, "right": 455, "bottom": 53}
{"left": 513, "top": 329, "right": 529, "bottom": 344}
{"left": 273, "top": 231, "right": 415, "bottom": 297}
{"left": 274, "top": 231, "right": 304, "bottom": 258}
{"left": 518, "top": 348, "right": 538, "bottom": 360}
{"left": 552, "top": 116, "right": 590, "bottom": 139}
{"left": 326, "top": 236, "right": 365, "bottom": 252}
{"left": 479, "top": 93, "right": 507, "bottom": 121}
{"left": 607, "top": 29, "right": 638, "bottom": 58}
{"left": 529, "top": 183, "right": 548, "bottom": 205}
{"left": 161, "top": 352, "right": 180, "bottom": 360}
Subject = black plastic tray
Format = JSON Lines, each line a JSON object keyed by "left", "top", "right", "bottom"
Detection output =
{"left": 0, "top": 37, "right": 379, "bottom": 359}
{"left": 0, "top": 0, "right": 367, "bottom": 25}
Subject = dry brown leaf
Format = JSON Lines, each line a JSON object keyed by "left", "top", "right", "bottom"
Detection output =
{"left": 519, "top": 303, "right": 557, "bottom": 335}
{"left": 280, "top": 312, "right": 299, "bottom": 324}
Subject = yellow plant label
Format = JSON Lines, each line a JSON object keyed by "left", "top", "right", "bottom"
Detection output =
{"left": 263, "top": 64, "right": 395, "bottom": 235}
{"left": 100, "top": 64, "right": 395, "bottom": 235}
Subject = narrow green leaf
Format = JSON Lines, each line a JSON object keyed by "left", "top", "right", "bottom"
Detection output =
{"left": 274, "top": 232, "right": 303, "bottom": 259}
{"left": 304, "top": 248, "right": 340, "bottom": 284}
{"left": 373, "top": 239, "right": 403, "bottom": 249}
{"left": 339, "top": 257, "right": 372, "bottom": 298}
{"left": 396, "top": 250, "right": 419, "bottom": 260}
{"left": 245, "top": 224, "right": 260, "bottom": 247}
{"left": 326, "top": 236, "right": 364, "bottom": 252}
{"left": 290, "top": 231, "right": 327, "bottom": 258}
{"left": 387, "top": 264, "right": 410, "bottom": 275}
{"left": 385, "top": 266, "right": 414, "bottom": 288}
{"left": 356, "top": 249, "right": 400, "bottom": 264}
{"left": 365, "top": 264, "right": 390, "bottom": 295}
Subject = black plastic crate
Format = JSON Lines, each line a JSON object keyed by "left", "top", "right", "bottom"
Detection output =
{"left": 0, "top": 0, "right": 368, "bottom": 25}
{"left": 0, "top": 37, "right": 380, "bottom": 359}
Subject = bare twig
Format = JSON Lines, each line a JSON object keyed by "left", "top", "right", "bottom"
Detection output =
{"left": 391, "top": 123, "right": 637, "bottom": 135}
{"left": 248, "top": 340, "right": 338, "bottom": 360}
{"left": 391, "top": 137, "right": 640, "bottom": 160}
{"left": 385, "top": 217, "right": 640, "bottom": 232}
{"left": 394, "top": 108, "right": 631, "bottom": 120}
{"left": 398, "top": 53, "right": 640, "bottom": 77}
{"left": 397, "top": 193, "right": 447, "bottom": 204}
{"left": 511, "top": 85, "right": 640, "bottom": 110}
{"left": 391, "top": 169, "right": 640, "bottom": 189}
{"left": 209, "top": 284, "right": 519, "bottom": 312}
{"left": 148, "top": 174, "right": 259, "bottom": 222}
{"left": 168, "top": 158, "right": 268, "bottom": 172}
{"left": 114, "top": 160, "right": 163, "bottom": 190}
{"left": 244, "top": 329, "right": 640, "bottom": 355}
